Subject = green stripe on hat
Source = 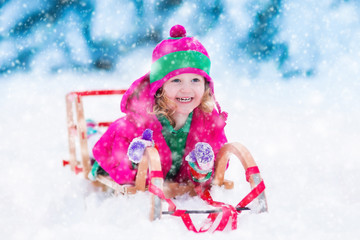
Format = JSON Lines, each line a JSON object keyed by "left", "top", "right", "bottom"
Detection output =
{"left": 150, "top": 51, "right": 210, "bottom": 84}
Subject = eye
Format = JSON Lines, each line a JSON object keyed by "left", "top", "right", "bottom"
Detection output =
{"left": 192, "top": 78, "right": 201, "bottom": 82}
{"left": 171, "top": 78, "right": 181, "bottom": 83}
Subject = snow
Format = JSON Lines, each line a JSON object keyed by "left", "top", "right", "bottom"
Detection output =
{"left": 1, "top": 1, "right": 360, "bottom": 239}
{"left": 1, "top": 51, "right": 359, "bottom": 239}
{"left": 91, "top": 0, "right": 137, "bottom": 41}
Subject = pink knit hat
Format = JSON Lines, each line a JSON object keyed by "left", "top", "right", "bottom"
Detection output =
{"left": 149, "top": 25, "right": 213, "bottom": 97}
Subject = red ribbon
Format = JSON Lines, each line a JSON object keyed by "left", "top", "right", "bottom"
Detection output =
{"left": 245, "top": 166, "right": 260, "bottom": 182}
{"left": 148, "top": 168, "right": 265, "bottom": 233}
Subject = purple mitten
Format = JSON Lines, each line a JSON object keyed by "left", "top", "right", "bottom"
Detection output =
{"left": 127, "top": 129, "right": 154, "bottom": 163}
{"left": 127, "top": 139, "right": 146, "bottom": 163}
{"left": 185, "top": 142, "right": 214, "bottom": 171}
{"left": 185, "top": 150, "right": 197, "bottom": 163}
{"left": 194, "top": 142, "right": 214, "bottom": 171}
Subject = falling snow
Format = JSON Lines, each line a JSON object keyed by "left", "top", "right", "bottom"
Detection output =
{"left": 1, "top": 0, "right": 360, "bottom": 239}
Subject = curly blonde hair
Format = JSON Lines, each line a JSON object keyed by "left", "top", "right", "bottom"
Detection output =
{"left": 153, "top": 82, "right": 215, "bottom": 127}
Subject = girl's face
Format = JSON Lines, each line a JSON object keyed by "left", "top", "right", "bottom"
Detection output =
{"left": 163, "top": 73, "right": 205, "bottom": 116}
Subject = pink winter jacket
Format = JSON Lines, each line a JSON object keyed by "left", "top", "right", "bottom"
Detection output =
{"left": 92, "top": 73, "right": 228, "bottom": 185}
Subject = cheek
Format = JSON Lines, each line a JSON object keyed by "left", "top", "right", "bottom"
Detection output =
{"left": 163, "top": 86, "right": 176, "bottom": 99}
{"left": 164, "top": 91, "right": 176, "bottom": 100}
{"left": 196, "top": 87, "right": 206, "bottom": 98}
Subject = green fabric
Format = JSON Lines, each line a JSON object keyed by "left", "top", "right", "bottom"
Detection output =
{"left": 90, "top": 160, "right": 109, "bottom": 177}
{"left": 166, "top": 36, "right": 193, "bottom": 40}
{"left": 188, "top": 161, "right": 212, "bottom": 183}
{"left": 157, "top": 112, "right": 193, "bottom": 180}
{"left": 167, "top": 37, "right": 183, "bottom": 40}
{"left": 150, "top": 51, "right": 210, "bottom": 83}
{"left": 191, "top": 172, "right": 212, "bottom": 183}
{"left": 90, "top": 161, "right": 100, "bottom": 178}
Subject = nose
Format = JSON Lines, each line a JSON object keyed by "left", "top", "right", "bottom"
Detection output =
{"left": 180, "top": 81, "right": 192, "bottom": 93}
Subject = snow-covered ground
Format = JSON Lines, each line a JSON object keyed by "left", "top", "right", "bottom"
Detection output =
{"left": 1, "top": 46, "right": 359, "bottom": 239}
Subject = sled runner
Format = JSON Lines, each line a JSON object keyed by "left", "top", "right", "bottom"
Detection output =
{"left": 63, "top": 89, "right": 268, "bottom": 232}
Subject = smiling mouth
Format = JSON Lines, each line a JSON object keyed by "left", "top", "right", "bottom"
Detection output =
{"left": 177, "top": 97, "right": 193, "bottom": 103}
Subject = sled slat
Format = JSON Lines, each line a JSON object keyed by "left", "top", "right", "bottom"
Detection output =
{"left": 66, "top": 93, "right": 78, "bottom": 172}
{"left": 213, "top": 142, "right": 256, "bottom": 186}
{"left": 147, "top": 148, "right": 163, "bottom": 221}
{"left": 249, "top": 173, "right": 268, "bottom": 213}
{"left": 135, "top": 153, "right": 149, "bottom": 192}
{"left": 74, "top": 96, "right": 91, "bottom": 179}
{"left": 96, "top": 175, "right": 138, "bottom": 195}
{"left": 163, "top": 182, "right": 196, "bottom": 198}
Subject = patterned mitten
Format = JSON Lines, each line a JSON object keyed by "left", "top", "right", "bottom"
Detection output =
{"left": 127, "top": 129, "right": 154, "bottom": 163}
{"left": 185, "top": 142, "right": 214, "bottom": 183}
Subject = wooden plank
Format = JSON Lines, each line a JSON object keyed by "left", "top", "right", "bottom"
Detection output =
{"left": 96, "top": 175, "right": 137, "bottom": 195}
{"left": 135, "top": 153, "right": 149, "bottom": 192}
{"left": 147, "top": 147, "right": 163, "bottom": 221}
{"left": 213, "top": 142, "right": 256, "bottom": 186}
{"left": 75, "top": 96, "right": 91, "bottom": 179}
{"left": 66, "top": 93, "right": 77, "bottom": 172}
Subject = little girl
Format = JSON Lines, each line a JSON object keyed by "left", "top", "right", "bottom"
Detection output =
{"left": 91, "top": 25, "right": 228, "bottom": 186}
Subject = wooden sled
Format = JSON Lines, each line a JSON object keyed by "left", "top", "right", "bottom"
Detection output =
{"left": 63, "top": 89, "right": 268, "bottom": 220}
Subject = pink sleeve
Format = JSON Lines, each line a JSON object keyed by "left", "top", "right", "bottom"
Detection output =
{"left": 92, "top": 118, "right": 137, "bottom": 185}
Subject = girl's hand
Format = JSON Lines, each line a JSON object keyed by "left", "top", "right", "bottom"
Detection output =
{"left": 186, "top": 142, "right": 214, "bottom": 183}
{"left": 186, "top": 142, "right": 214, "bottom": 171}
{"left": 127, "top": 129, "right": 154, "bottom": 163}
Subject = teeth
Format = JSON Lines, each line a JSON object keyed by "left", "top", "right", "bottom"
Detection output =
{"left": 178, "top": 97, "right": 192, "bottom": 102}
